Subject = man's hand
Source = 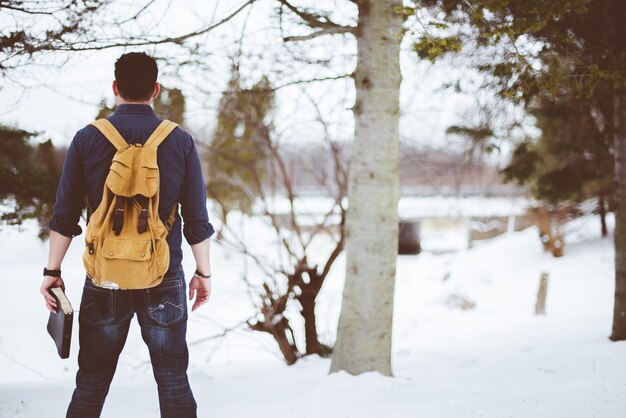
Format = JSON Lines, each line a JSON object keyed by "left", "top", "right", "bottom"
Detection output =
{"left": 188, "top": 276, "right": 211, "bottom": 311}
{"left": 41, "top": 276, "right": 65, "bottom": 313}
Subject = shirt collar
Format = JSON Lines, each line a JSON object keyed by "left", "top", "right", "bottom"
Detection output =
{"left": 114, "top": 104, "right": 156, "bottom": 115}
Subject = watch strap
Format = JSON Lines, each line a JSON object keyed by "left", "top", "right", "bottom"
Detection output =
{"left": 194, "top": 269, "right": 211, "bottom": 279}
{"left": 44, "top": 267, "right": 62, "bottom": 277}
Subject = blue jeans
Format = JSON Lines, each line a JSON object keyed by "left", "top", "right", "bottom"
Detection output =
{"left": 66, "top": 266, "right": 197, "bottom": 418}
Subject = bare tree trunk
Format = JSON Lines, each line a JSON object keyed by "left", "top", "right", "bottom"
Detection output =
{"left": 299, "top": 290, "right": 319, "bottom": 355}
{"left": 611, "top": 90, "right": 626, "bottom": 341}
{"left": 535, "top": 272, "right": 549, "bottom": 315}
{"left": 248, "top": 285, "right": 300, "bottom": 364}
{"left": 599, "top": 194, "right": 608, "bottom": 238}
{"left": 330, "top": 0, "right": 402, "bottom": 376}
{"left": 268, "top": 320, "right": 299, "bottom": 365}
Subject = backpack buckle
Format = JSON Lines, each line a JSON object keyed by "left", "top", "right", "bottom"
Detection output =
{"left": 112, "top": 196, "right": 126, "bottom": 235}
{"left": 136, "top": 195, "right": 150, "bottom": 234}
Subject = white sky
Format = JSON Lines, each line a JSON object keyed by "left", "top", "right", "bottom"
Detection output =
{"left": 0, "top": 0, "right": 530, "bottom": 160}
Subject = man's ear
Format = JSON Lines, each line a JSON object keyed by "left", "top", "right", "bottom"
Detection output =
{"left": 112, "top": 80, "right": 119, "bottom": 97}
{"left": 152, "top": 83, "right": 161, "bottom": 100}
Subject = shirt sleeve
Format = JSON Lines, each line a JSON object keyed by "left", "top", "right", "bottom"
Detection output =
{"left": 48, "top": 133, "right": 85, "bottom": 237}
{"left": 179, "top": 136, "right": 215, "bottom": 244}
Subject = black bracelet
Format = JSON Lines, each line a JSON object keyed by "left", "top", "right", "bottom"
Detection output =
{"left": 43, "top": 267, "right": 62, "bottom": 277}
{"left": 194, "top": 269, "right": 211, "bottom": 279}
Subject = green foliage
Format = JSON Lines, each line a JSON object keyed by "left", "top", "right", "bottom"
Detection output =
{"left": 503, "top": 94, "right": 613, "bottom": 204}
{"left": 95, "top": 86, "right": 186, "bottom": 126}
{"left": 154, "top": 87, "right": 186, "bottom": 126}
{"left": 95, "top": 99, "right": 114, "bottom": 119}
{"left": 0, "top": 125, "right": 62, "bottom": 238}
{"left": 446, "top": 124, "right": 499, "bottom": 153}
{"left": 393, "top": 6, "right": 417, "bottom": 17}
{"left": 501, "top": 142, "right": 540, "bottom": 186}
{"left": 412, "top": 35, "right": 462, "bottom": 62}
{"left": 206, "top": 72, "right": 274, "bottom": 223}
{"left": 414, "top": 0, "right": 625, "bottom": 208}
{"left": 416, "top": 0, "right": 626, "bottom": 99}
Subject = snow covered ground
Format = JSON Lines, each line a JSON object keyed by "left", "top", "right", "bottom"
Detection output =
{"left": 0, "top": 210, "right": 624, "bottom": 417}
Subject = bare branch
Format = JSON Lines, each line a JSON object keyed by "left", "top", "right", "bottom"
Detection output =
{"left": 0, "top": 3, "right": 61, "bottom": 15}
{"left": 277, "top": 0, "right": 355, "bottom": 31}
{"left": 116, "top": 0, "right": 159, "bottom": 24}
{"left": 283, "top": 25, "right": 354, "bottom": 42}
{"left": 56, "top": 0, "right": 257, "bottom": 51}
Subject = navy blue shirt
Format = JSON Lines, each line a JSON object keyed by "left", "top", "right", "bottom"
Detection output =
{"left": 49, "top": 104, "right": 215, "bottom": 274}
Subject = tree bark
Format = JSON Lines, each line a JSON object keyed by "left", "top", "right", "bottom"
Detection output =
{"left": 299, "top": 290, "right": 320, "bottom": 355}
{"left": 330, "top": 0, "right": 402, "bottom": 376}
{"left": 249, "top": 317, "right": 299, "bottom": 364}
{"left": 268, "top": 320, "right": 299, "bottom": 364}
{"left": 599, "top": 194, "right": 608, "bottom": 238}
{"left": 535, "top": 272, "right": 549, "bottom": 315}
{"left": 611, "top": 90, "right": 626, "bottom": 340}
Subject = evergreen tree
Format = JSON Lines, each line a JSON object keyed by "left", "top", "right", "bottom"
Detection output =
{"left": 0, "top": 125, "right": 61, "bottom": 238}
{"left": 503, "top": 94, "right": 612, "bottom": 208}
{"left": 414, "top": 0, "right": 626, "bottom": 339}
{"left": 95, "top": 86, "right": 186, "bottom": 126}
{"left": 153, "top": 87, "right": 185, "bottom": 126}
{"left": 206, "top": 72, "right": 274, "bottom": 225}
{"left": 95, "top": 99, "right": 115, "bottom": 119}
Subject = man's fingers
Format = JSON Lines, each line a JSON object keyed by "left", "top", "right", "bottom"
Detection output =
{"left": 191, "top": 294, "right": 210, "bottom": 311}
{"left": 41, "top": 277, "right": 64, "bottom": 313}
{"left": 44, "top": 293, "right": 57, "bottom": 306}
{"left": 189, "top": 277, "right": 211, "bottom": 312}
{"left": 44, "top": 298, "right": 57, "bottom": 313}
{"left": 191, "top": 295, "right": 205, "bottom": 311}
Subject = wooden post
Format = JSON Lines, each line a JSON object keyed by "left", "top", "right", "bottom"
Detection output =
{"left": 535, "top": 272, "right": 549, "bottom": 315}
{"left": 398, "top": 220, "right": 421, "bottom": 255}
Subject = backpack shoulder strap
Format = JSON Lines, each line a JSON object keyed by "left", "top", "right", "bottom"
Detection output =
{"left": 144, "top": 120, "right": 178, "bottom": 148}
{"left": 90, "top": 119, "right": 129, "bottom": 152}
{"left": 164, "top": 201, "right": 179, "bottom": 232}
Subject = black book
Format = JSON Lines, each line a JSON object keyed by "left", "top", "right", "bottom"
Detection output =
{"left": 46, "top": 287, "right": 74, "bottom": 359}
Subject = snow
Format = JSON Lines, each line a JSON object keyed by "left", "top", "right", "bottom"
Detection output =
{"left": 1, "top": 207, "right": 625, "bottom": 417}
{"left": 259, "top": 195, "right": 530, "bottom": 219}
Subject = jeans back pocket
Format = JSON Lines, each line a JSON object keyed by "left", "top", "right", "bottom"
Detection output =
{"left": 146, "top": 278, "right": 185, "bottom": 326}
{"left": 80, "top": 279, "right": 116, "bottom": 326}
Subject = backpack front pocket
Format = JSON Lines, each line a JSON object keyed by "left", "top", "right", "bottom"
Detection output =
{"left": 99, "top": 238, "right": 155, "bottom": 288}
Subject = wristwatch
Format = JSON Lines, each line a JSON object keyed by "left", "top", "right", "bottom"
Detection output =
{"left": 43, "top": 267, "right": 62, "bottom": 278}
{"left": 194, "top": 269, "right": 212, "bottom": 279}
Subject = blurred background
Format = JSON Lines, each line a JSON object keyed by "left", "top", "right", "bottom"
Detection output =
{"left": 0, "top": 1, "right": 624, "bottom": 417}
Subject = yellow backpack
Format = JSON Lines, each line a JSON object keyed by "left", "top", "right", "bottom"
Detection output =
{"left": 82, "top": 119, "right": 178, "bottom": 289}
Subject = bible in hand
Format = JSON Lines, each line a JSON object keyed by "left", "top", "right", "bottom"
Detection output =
{"left": 46, "top": 287, "right": 74, "bottom": 359}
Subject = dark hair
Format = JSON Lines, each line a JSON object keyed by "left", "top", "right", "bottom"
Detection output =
{"left": 114, "top": 52, "right": 158, "bottom": 101}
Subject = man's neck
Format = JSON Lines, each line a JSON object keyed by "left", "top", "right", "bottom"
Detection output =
{"left": 116, "top": 98, "right": 152, "bottom": 106}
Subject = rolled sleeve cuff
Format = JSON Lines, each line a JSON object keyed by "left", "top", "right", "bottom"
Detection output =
{"left": 183, "top": 221, "right": 215, "bottom": 245}
{"left": 49, "top": 216, "right": 83, "bottom": 238}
